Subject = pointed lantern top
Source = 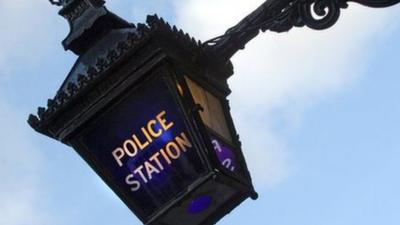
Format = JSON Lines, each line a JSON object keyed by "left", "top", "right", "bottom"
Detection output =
{"left": 49, "top": 0, "right": 70, "bottom": 6}
{"left": 48, "top": 0, "right": 130, "bottom": 55}
{"left": 49, "top": 0, "right": 103, "bottom": 7}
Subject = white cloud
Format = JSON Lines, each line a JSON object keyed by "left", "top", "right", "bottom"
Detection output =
{"left": 0, "top": 1, "right": 398, "bottom": 224}
{"left": 173, "top": 0, "right": 400, "bottom": 188}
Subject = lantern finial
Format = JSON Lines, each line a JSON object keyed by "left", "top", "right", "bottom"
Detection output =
{"left": 49, "top": 0, "right": 70, "bottom": 7}
{"left": 49, "top": 0, "right": 128, "bottom": 55}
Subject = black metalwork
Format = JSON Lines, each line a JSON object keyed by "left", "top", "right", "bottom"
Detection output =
{"left": 28, "top": 14, "right": 206, "bottom": 136}
{"left": 49, "top": 0, "right": 102, "bottom": 7}
{"left": 29, "top": 2, "right": 254, "bottom": 224}
{"left": 49, "top": 0, "right": 66, "bottom": 6}
{"left": 28, "top": 0, "right": 399, "bottom": 224}
{"left": 204, "top": 0, "right": 400, "bottom": 62}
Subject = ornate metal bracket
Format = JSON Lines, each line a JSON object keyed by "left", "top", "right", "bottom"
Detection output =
{"left": 204, "top": 0, "right": 400, "bottom": 62}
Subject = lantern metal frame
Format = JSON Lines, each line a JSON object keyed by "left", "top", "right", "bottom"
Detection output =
{"left": 28, "top": 0, "right": 399, "bottom": 224}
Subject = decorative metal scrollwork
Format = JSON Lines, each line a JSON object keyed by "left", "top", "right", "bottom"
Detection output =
{"left": 266, "top": 0, "right": 349, "bottom": 32}
{"left": 296, "top": 0, "right": 346, "bottom": 30}
{"left": 204, "top": 0, "right": 400, "bottom": 61}
{"left": 274, "top": 0, "right": 400, "bottom": 31}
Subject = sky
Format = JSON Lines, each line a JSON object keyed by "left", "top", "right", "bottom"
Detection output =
{"left": 0, "top": 0, "right": 399, "bottom": 225}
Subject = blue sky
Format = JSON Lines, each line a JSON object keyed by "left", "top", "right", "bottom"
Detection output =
{"left": 1, "top": 1, "right": 399, "bottom": 225}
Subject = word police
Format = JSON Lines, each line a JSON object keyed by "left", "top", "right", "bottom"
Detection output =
{"left": 112, "top": 111, "right": 193, "bottom": 192}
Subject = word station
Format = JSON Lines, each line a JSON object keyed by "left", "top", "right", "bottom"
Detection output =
{"left": 111, "top": 111, "right": 193, "bottom": 192}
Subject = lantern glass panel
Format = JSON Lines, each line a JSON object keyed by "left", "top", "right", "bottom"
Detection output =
{"left": 185, "top": 77, "right": 232, "bottom": 142}
{"left": 77, "top": 75, "right": 208, "bottom": 219}
{"left": 183, "top": 76, "right": 248, "bottom": 177}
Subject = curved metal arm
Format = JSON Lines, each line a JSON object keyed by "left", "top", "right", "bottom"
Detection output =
{"left": 203, "top": 0, "right": 400, "bottom": 62}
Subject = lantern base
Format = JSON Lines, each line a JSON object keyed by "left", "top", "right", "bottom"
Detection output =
{"left": 147, "top": 172, "right": 257, "bottom": 225}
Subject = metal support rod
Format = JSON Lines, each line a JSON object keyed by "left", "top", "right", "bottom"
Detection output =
{"left": 203, "top": 0, "right": 400, "bottom": 62}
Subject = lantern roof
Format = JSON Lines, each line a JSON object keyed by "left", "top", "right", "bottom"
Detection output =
{"left": 28, "top": 14, "right": 233, "bottom": 139}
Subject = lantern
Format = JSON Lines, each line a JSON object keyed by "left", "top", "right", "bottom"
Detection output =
{"left": 28, "top": 1, "right": 257, "bottom": 224}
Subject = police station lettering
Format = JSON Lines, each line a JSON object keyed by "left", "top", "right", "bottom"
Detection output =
{"left": 112, "top": 111, "right": 192, "bottom": 192}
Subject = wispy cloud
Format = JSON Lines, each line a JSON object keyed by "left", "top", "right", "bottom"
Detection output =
{"left": 172, "top": 0, "right": 400, "bottom": 188}
{"left": 0, "top": 1, "right": 398, "bottom": 224}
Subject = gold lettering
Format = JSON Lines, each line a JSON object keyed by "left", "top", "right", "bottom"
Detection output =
{"left": 144, "top": 161, "right": 160, "bottom": 180}
{"left": 112, "top": 148, "right": 125, "bottom": 167}
{"left": 141, "top": 126, "right": 153, "bottom": 143}
{"left": 123, "top": 140, "right": 138, "bottom": 157}
{"left": 160, "top": 148, "right": 172, "bottom": 165}
{"left": 157, "top": 111, "right": 174, "bottom": 131}
{"left": 132, "top": 134, "right": 149, "bottom": 150}
{"left": 134, "top": 165, "right": 148, "bottom": 183}
{"left": 175, "top": 132, "right": 192, "bottom": 153}
{"left": 166, "top": 142, "right": 181, "bottom": 159}
{"left": 147, "top": 120, "right": 162, "bottom": 138}
{"left": 125, "top": 174, "right": 141, "bottom": 192}
{"left": 149, "top": 152, "right": 164, "bottom": 170}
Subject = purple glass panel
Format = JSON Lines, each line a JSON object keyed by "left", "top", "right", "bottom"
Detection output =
{"left": 210, "top": 135, "right": 237, "bottom": 172}
{"left": 187, "top": 195, "right": 213, "bottom": 214}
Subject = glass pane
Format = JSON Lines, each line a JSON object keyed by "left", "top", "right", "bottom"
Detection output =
{"left": 185, "top": 77, "right": 232, "bottom": 142}
{"left": 81, "top": 77, "right": 206, "bottom": 218}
